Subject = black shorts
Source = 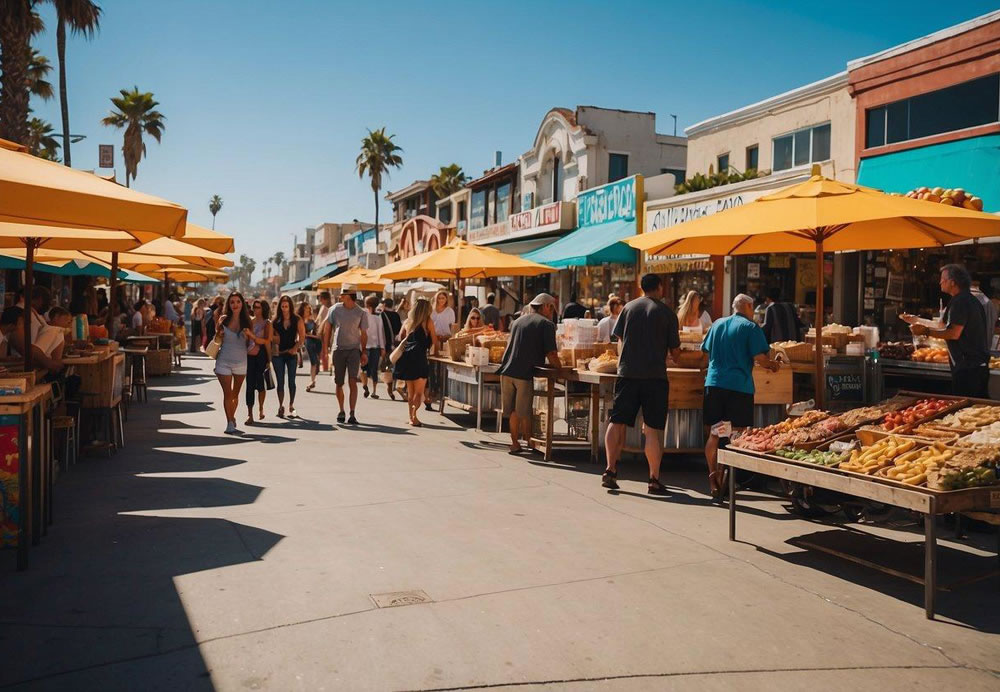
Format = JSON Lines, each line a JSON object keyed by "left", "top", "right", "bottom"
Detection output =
{"left": 703, "top": 386, "right": 754, "bottom": 429}
{"left": 952, "top": 366, "right": 989, "bottom": 399}
{"left": 609, "top": 378, "right": 668, "bottom": 430}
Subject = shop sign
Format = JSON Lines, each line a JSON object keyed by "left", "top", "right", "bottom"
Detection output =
{"left": 747, "top": 262, "right": 760, "bottom": 279}
{"left": 645, "top": 187, "right": 770, "bottom": 234}
{"left": 577, "top": 175, "right": 638, "bottom": 228}
{"left": 611, "top": 265, "right": 636, "bottom": 282}
{"left": 334, "top": 249, "right": 348, "bottom": 263}
{"left": 645, "top": 258, "right": 714, "bottom": 274}
{"left": 827, "top": 373, "right": 864, "bottom": 401}
{"left": 469, "top": 201, "right": 574, "bottom": 244}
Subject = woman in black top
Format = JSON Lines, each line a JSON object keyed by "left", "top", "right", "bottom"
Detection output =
{"left": 392, "top": 297, "right": 438, "bottom": 427}
{"left": 271, "top": 295, "right": 304, "bottom": 418}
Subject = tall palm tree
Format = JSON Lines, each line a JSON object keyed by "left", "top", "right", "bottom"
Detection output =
{"left": 430, "top": 163, "right": 467, "bottom": 199}
{"left": 100, "top": 86, "right": 165, "bottom": 187}
{"left": 52, "top": 0, "right": 102, "bottom": 167}
{"left": 271, "top": 251, "right": 286, "bottom": 280}
{"left": 356, "top": 127, "right": 403, "bottom": 247}
{"left": 26, "top": 116, "right": 60, "bottom": 160}
{"left": 28, "top": 49, "right": 54, "bottom": 101}
{"left": 0, "top": 1, "right": 37, "bottom": 144}
{"left": 208, "top": 194, "right": 223, "bottom": 229}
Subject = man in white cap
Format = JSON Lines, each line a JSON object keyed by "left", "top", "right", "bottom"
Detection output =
{"left": 322, "top": 284, "right": 369, "bottom": 425}
{"left": 496, "top": 292, "right": 561, "bottom": 454}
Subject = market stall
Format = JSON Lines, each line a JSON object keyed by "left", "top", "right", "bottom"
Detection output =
{"left": 718, "top": 393, "right": 1000, "bottom": 619}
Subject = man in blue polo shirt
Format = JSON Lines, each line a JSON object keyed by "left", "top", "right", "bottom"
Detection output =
{"left": 701, "top": 293, "right": 780, "bottom": 498}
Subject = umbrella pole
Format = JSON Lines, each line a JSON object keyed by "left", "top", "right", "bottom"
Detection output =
{"left": 107, "top": 251, "right": 119, "bottom": 336}
{"left": 815, "top": 239, "right": 825, "bottom": 409}
{"left": 23, "top": 240, "right": 35, "bottom": 372}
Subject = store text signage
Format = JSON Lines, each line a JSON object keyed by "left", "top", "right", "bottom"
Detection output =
{"left": 469, "top": 201, "right": 573, "bottom": 244}
{"left": 645, "top": 187, "right": 770, "bottom": 233}
{"left": 577, "top": 176, "right": 637, "bottom": 228}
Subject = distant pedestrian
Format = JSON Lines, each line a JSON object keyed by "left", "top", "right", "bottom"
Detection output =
{"left": 701, "top": 293, "right": 780, "bottom": 498}
{"left": 597, "top": 296, "right": 623, "bottom": 342}
{"left": 361, "top": 295, "right": 387, "bottom": 399}
{"left": 496, "top": 293, "right": 560, "bottom": 454}
{"left": 382, "top": 298, "right": 403, "bottom": 400}
{"left": 761, "top": 287, "right": 803, "bottom": 344}
{"left": 393, "top": 297, "right": 437, "bottom": 427}
{"left": 561, "top": 294, "right": 586, "bottom": 321}
{"left": 427, "top": 291, "right": 456, "bottom": 411}
{"left": 213, "top": 292, "right": 254, "bottom": 435}
{"left": 299, "top": 302, "right": 322, "bottom": 392}
{"left": 244, "top": 299, "right": 273, "bottom": 425}
{"left": 190, "top": 298, "right": 205, "bottom": 353}
{"left": 272, "top": 295, "right": 305, "bottom": 418}
{"left": 677, "top": 290, "right": 713, "bottom": 331}
{"left": 316, "top": 291, "right": 333, "bottom": 373}
{"left": 480, "top": 292, "right": 501, "bottom": 330}
{"left": 602, "top": 274, "right": 681, "bottom": 496}
{"left": 322, "top": 286, "right": 369, "bottom": 425}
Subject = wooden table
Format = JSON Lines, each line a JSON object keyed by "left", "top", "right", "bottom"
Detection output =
{"left": 429, "top": 356, "right": 500, "bottom": 430}
{"left": 719, "top": 447, "right": 1000, "bottom": 619}
{"left": 0, "top": 385, "right": 53, "bottom": 570}
{"left": 63, "top": 350, "right": 125, "bottom": 409}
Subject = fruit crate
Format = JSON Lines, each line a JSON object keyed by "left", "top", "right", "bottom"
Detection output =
{"left": 771, "top": 342, "right": 814, "bottom": 363}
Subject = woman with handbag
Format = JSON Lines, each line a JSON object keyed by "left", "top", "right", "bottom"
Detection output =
{"left": 391, "top": 297, "right": 437, "bottom": 427}
{"left": 244, "top": 299, "right": 274, "bottom": 426}
{"left": 272, "top": 295, "right": 305, "bottom": 418}
{"left": 212, "top": 291, "right": 254, "bottom": 435}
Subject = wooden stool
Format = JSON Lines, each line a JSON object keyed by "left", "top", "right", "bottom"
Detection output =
{"left": 79, "top": 393, "right": 116, "bottom": 457}
{"left": 123, "top": 348, "right": 148, "bottom": 403}
{"left": 52, "top": 415, "right": 77, "bottom": 471}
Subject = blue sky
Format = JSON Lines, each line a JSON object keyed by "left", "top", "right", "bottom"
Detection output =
{"left": 27, "top": 0, "right": 1000, "bottom": 270}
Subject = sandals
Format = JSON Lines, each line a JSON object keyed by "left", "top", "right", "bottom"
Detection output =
{"left": 244, "top": 416, "right": 254, "bottom": 426}
{"left": 410, "top": 419, "right": 422, "bottom": 427}
{"left": 306, "top": 383, "right": 315, "bottom": 392}
{"left": 363, "top": 386, "right": 370, "bottom": 398}
{"left": 601, "top": 470, "right": 619, "bottom": 490}
{"left": 370, "top": 393, "right": 380, "bottom": 399}
{"left": 648, "top": 477, "right": 669, "bottom": 496}
{"left": 277, "top": 406, "right": 285, "bottom": 418}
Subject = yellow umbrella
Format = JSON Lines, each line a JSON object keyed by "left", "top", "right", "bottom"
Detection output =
{"left": 180, "top": 222, "right": 236, "bottom": 254}
{"left": 625, "top": 172, "right": 1000, "bottom": 406}
{"left": 142, "top": 266, "right": 229, "bottom": 283}
{"left": 99, "top": 236, "right": 233, "bottom": 269}
{"left": 376, "top": 239, "right": 554, "bottom": 281}
{"left": 316, "top": 266, "right": 388, "bottom": 292}
{"left": 0, "top": 222, "right": 141, "bottom": 252}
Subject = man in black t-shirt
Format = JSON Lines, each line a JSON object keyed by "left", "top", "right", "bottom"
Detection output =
{"left": 602, "top": 274, "right": 681, "bottom": 495}
{"left": 906, "top": 264, "right": 989, "bottom": 398}
{"left": 561, "top": 294, "right": 587, "bottom": 321}
{"left": 761, "top": 286, "right": 804, "bottom": 344}
{"left": 497, "top": 293, "right": 561, "bottom": 454}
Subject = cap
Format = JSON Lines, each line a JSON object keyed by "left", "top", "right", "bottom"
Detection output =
{"left": 529, "top": 292, "right": 556, "bottom": 307}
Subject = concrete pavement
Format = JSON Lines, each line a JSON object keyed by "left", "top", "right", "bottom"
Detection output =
{"left": 1, "top": 355, "right": 998, "bottom": 691}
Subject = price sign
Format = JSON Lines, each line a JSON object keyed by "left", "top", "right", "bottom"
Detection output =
{"left": 827, "top": 373, "right": 864, "bottom": 401}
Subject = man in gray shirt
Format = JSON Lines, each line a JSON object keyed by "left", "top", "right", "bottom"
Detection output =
{"left": 322, "top": 287, "right": 369, "bottom": 424}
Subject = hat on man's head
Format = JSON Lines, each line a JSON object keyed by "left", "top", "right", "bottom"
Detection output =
{"left": 340, "top": 284, "right": 358, "bottom": 297}
{"left": 529, "top": 292, "right": 556, "bottom": 307}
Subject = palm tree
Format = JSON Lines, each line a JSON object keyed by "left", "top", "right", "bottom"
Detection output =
{"left": 52, "top": 0, "right": 102, "bottom": 167}
{"left": 430, "top": 163, "right": 467, "bottom": 199}
{"left": 0, "top": 1, "right": 37, "bottom": 144}
{"left": 28, "top": 50, "right": 54, "bottom": 101}
{"left": 270, "top": 251, "right": 286, "bottom": 281}
{"left": 26, "top": 117, "right": 60, "bottom": 160}
{"left": 356, "top": 127, "right": 403, "bottom": 247}
{"left": 100, "top": 86, "right": 165, "bottom": 187}
{"left": 208, "top": 194, "right": 223, "bottom": 229}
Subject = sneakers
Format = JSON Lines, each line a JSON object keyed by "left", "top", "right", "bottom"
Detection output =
{"left": 224, "top": 420, "right": 236, "bottom": 435}
{"left": 601, "top": 470, "right": 619, "bottom": 490}
{"left": 647, "top": 478, "right": 669, "bottom": 496}
{"left": 336, "top": 411, "right": 346, "bottom": 423}
{"left": 363, "top": 386, "right": 370, "bottom": 398}
{"left": 347, "top": 413, "right": 358, "bottom": 425}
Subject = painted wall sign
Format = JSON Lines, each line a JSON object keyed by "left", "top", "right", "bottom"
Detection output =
{"left": 469, "top": 201, "right": 574, "bottom": 245}
{"left": 577, "top": 175, "right": 637, "bottom": 228}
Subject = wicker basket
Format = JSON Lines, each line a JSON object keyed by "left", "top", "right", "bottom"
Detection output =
{"left": 146, "top": 349, "right": 172, "bottom": 376}
{"left": 447, "top": 335, "right": 474, "bottom": 362}
{"left": 772, "top": 342, "right": 814, "bottom": 363}
{"left": 806, "top": 333, "right": 851, "bottom": 352}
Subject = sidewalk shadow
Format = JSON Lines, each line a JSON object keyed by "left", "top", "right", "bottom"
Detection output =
{"left": 754, "top": 528, "right": 1000, "bottom": 632}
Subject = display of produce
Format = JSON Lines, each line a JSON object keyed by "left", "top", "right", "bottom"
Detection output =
{"left": 836, "top": 405, "right": 893, "bottom": 428}
{"left": 879, "top": 442, "right": 954, "bottom": 486}
{"left": 878, "top": 341, "right": 914, "bottom": 360}
{"left": 935, "top": 405, "right": 1000, "bottom": 429}
{"left": 930, "top": 466, "right": 997, "bottom": 490}
{"left": 897, "top": 186, "right": 984, "bottom": 210}
{"left": 588, "top": 351, "right": 618, "bottom": 373}
{"left": 879, "top": 398, "right": 953, "bottom": 431}
{"left": 774, "top": 448, "right": 847, "bottom": 466}
{"left": 954, "top": 421, "right": 1000, "bottom": 447}
{"left": 730, "top": 410, "right": 840, "bottom": 452}
{"left": 909, "top": 423, "right": 960, "bottom": 441}
{"left": 839, "top": 435, "right": 916, "bottom": 474}
{"left": 991, "top": 356, "right": 1000, "bottom": 370}
{"left": 911, "top": 347, "right": 949, "bottom": 363}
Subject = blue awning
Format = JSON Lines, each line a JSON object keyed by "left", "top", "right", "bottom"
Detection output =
{"left": 120, "top": 269, "right": 160, "bottom": 284}
{"left": 521, "top": 218, "right": 636, "bottom": 268}
{"left": 857, "top": 133, "right": 1000, "bottom": 212}
{"left": 281, "top": 263, "right": 344, "bottom": 291}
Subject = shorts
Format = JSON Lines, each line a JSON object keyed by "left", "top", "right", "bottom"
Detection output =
{"left": 214, "top": 361, "right": 247, "bottom": 377}
{"left": 703, "top": 386, "right": 754, "bottom": 429}
{"left": 952, "top": 366, "right": 989, "bottom": 399}
{"left": 609, "top": 378, "right": 668, "bottom": 431}
{"left": 333, "top": 348, "right": 361, "bottom": 385}
{"left": 501, "top": 375, "right": 534, "bottom": 420}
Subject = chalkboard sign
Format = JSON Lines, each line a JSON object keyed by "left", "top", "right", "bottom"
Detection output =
{"left": 827, "top": 373, "right": 864, "bottom": 401}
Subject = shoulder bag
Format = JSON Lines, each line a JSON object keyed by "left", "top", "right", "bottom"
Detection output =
{"left": 205, "top": 327, "right": 223, "bottom": 359}
{"left": 389, "top": 330, "right": 407, "bottom": 365}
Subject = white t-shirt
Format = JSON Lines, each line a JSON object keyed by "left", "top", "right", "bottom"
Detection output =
{"left": 365, "top": 311, "right": 385, "bottom": 349}
{"left": 35, "top": 325, "right": 65, "bottom": 357}
{"left": 132, "top": 311, "right": 143, "bottom": 328}
{"left": 698, "top": 311, "right": 713, "bottom": 330}
{"left": 598, "top": 315, "right": 618, "bottom": 342}
{"left": 431, "top": 307, "right": 456, "bottom": 338}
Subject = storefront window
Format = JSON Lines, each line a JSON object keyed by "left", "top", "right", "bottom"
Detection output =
{"left": 552, "top": 155, "right": 562, "bottom": 202}
{"left": 745, "top": 145, "right": 758, "bottom": 171}
{"left": 773, "top": 123, "right": 831, "bottom": 171}
{"left": 470, "top": 189, "right": 486, "bottom": 231}
{"left": 865, "top": 74, "right": 1000, "bottom": 148}
{"left": 609, "top": 153, "right": 629, "bottom": 182}
{"left": 716, "top": 153, "right": 729, "bottom": 173}
{"left": 495, "top": 182, "right": 511, "bottom": 222}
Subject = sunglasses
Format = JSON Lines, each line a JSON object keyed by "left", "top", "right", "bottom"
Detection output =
{"left": 470, "top": 315, "right": 481, "bottom": 320}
